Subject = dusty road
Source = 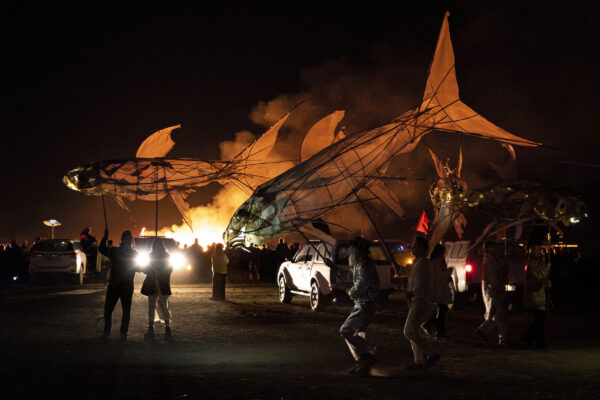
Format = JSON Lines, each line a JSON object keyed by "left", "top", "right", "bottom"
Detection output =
{"left": 0, "top": 283, "right": 598, "bottom": 399}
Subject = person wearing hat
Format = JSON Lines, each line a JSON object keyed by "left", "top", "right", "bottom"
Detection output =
{"left": 339, "top": 237, "right": 380, "bottom": 376}
{"left": 99, "top": 229, "right": 139, "bottom": 340}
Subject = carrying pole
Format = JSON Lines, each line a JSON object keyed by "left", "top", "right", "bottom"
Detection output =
{"left": 101, "top": 194, "right": 108, "bottom": 231}
{"left": 155, "top": 166, "right": 159, "bottom": 238}
{"left": 352, "top": 188, "right": 399, "bottom": 270}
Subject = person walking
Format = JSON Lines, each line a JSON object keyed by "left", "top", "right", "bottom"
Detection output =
{"left": 340, "top": 237, "right": 380, "bottom": 376}
{"left": 99, "top": 230, "right": 138, "bottom": 341}
{"left": 404, "top": 236, "right": 440, "bottom": 370}
{"left": 428, "top": 244, "right": 453, "bottom": 338}
{"left": 211, "top": 243, "right": 229, "bottom": 300}
{"left": 475, "top": 229, "right": 509, "bottom": 346}
{"left": 248, "top": 243, "right": 261, "bottom": 283}
{"left": 521, "top": 242, "right": 551, "bottom": 349}
{"left": 141, "top": 240, "right": 174, "bottom": 341}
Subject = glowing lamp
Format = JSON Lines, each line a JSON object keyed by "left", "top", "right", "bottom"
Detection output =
{"left": 136, "top": 252, "right": 151, "bottom": 268}
{"left": 465, "top": 264, "right": 473, "bottom": 273}
{"left": 170, "top": 253, "right": 186, "bottom": 270}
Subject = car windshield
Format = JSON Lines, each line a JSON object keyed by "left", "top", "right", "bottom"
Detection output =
{"left": 336, "top": 243, "right": 391, "bottom": 265}
{"left": 31, "top": 239, "right": 73, "bottom": 252}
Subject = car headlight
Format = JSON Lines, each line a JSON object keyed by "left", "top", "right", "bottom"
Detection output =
{"left": 170, "top": 253, "right": 186, "bottom": 270}
{"left": 136, "top": 252, "right": 151, "bottom": 268}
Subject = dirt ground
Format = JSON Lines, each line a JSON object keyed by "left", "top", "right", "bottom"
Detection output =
{"left": 0, "top": 283, "right": 598, "bottom": 400}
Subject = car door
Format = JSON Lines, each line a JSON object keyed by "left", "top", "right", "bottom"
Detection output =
{"left": 288, "top": 246, "right": 309, "bottom": 290}
{"left": 298, "top": 246, "right": 316, "bottom": 291}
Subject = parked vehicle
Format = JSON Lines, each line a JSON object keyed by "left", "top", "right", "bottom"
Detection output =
{"left": 444, "top": 240, "right": 527, "bottom": 296}
{"left": 29, "top": 239, "right": 87, "bottom": 284}
{"left": 277, "top": 240, "right": 396, "bottom": 311}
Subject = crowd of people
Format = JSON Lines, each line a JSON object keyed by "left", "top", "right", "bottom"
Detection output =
{"left": 183, "top": 238, "right": 299, "bottom": 285}
{"left": 1, "top": 225, "right": 599, "bottom": 376}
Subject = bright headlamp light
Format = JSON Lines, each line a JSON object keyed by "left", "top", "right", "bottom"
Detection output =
{"left": 136, "top": 252, "right": 151, "bottom": 268}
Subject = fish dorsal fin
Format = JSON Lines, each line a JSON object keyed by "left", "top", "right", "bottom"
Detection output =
{"left": 423, "top": 11, "right": 459, "bottom": 107}
{"left": 136, "top": 125, "right": 181, "bottom": 158}
{"left": 300, "top": 110, "right": 345, "bottom": 162}
{"left": 419, "top": 12, "right": 540, "bottom": 147}
{"left": 235, "top": 115, "right": 289, "bottom": 163}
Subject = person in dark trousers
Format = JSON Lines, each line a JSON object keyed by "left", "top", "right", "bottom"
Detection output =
{"left": 427, "top": 244, "right": 453, "bottom": 338}
{"left": 404, "top": 236, "right": 439, "bottom": 370}
{"left": 211, "top": 243, "right": 229, "bottom": 300}
{"left": 99, "top": 230, "right": 138, "bottom": 341}
{"left": 521, "top": 242, "right": 551, "bottom": 349}
{"left": 141, "top": 239, "right": 174, "bottom": 341}
{"left": 340, "top": 237, "right": 380, "bottom": 376}
{"left": 476, "top": 228, "right": 509, "bottom": 346}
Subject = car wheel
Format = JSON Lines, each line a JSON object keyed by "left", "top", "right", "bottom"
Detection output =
{"left": 278, "top": 276, "right": 292, "bottom": 304}
{"left": 309, "top": 281, "right": 328, "bottom": 311}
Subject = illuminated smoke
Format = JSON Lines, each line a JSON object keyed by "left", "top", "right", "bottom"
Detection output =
{"left": 152, "top": 48, "right": 529, "bottom": 245}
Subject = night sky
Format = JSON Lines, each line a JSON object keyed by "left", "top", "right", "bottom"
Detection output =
{"left": 2, "top": 1, "right": 599, "bottom": 244}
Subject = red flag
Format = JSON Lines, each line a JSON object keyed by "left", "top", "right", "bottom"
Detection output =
{"left": 416, "top": 211, "right": 429, "bottom": 235}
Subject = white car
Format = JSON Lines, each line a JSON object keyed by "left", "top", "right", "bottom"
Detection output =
{"left": 29, "top": 239, "right": 87, "bottom": 284}
{"left": 277, "top": 240, "right": 395, "bottom": 311}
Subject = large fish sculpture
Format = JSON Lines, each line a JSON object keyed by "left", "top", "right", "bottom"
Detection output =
{"left": 63, "top": 115, "right": 291, "bottom": 230}
{"left": 224, "top": 12, "right": 542, "bottom": 246}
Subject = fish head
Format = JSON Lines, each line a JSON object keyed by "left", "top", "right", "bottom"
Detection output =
{"left": 225, "top": 190, "right": 287, "bottom": 247}
{"left": 63, "top": 164, "right": 100, "bottom": 193}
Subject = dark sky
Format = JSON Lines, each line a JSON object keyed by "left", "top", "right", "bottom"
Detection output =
{"left": 2, "top": 1, "right": 599, "bottom": 243}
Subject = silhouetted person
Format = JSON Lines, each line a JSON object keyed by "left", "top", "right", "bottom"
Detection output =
{"left": 340, "top": 238, "right": 379, "bottom": 376}
{"left": 248, "top": 243, "right": 261, "bottom": 282}
{"left": 188, "top": 238, "right": 203, "bottom": 282}
{"left": 404, "top": 236, "right": 439, "bottom": 370}
{"left": 427, "top": 244, "right": 453, "bottom": 338}
{"left": 476, "top": 228, "right": 509, "bottom": 346}
{"left": 211, "top": 243, "right": 229, "bottom": 300}
{"left": 521, "top": 242, "right": 551, "bottom": 349}
{"left": 141, "top": 239, "right": 174, "bottom": 341}
{"left": 99, "top": 230, "right": 138, "bottom": 340}
{"left": 81, "top": 226, "right": 98, "bottom": 273}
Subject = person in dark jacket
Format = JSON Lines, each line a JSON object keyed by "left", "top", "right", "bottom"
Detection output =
{"left": 99, "top": 230, "right": 138, "bottom": 340}
{"left": 141, "top": 239, "right": 174, "bottom": 341}
{"left": 340, "top": 238, "right": 380, "bottom": 376}
{"left": 521, "top": 242, "right": 551, "bottom": 349}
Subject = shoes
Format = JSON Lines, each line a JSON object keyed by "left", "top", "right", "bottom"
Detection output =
{"left": 165, "top": 326, "right": 174, "bottom": 342}
{"left": 475, "top": 329, "right": 491, "bottom": 344}
{"left": 498, "top": 338, "right": 507, "bottom": 347}
{"left": 120, "top": 333, "right": 127, "bottom": 342}
{"left": 101, "top": 330, "right": 110, "bottom": 339}
{"left": 425, "top": 354, "right": 441, "bottom": 369}
{"left": 144, "top": 326, "right": 155, "bottom": 341}
{"left": 520, "top": 333, "right": 533, "bottom": 348}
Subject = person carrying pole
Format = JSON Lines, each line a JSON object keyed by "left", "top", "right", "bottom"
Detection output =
{"left": 99, "top": 229, "right": 139, "bottom": 341}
